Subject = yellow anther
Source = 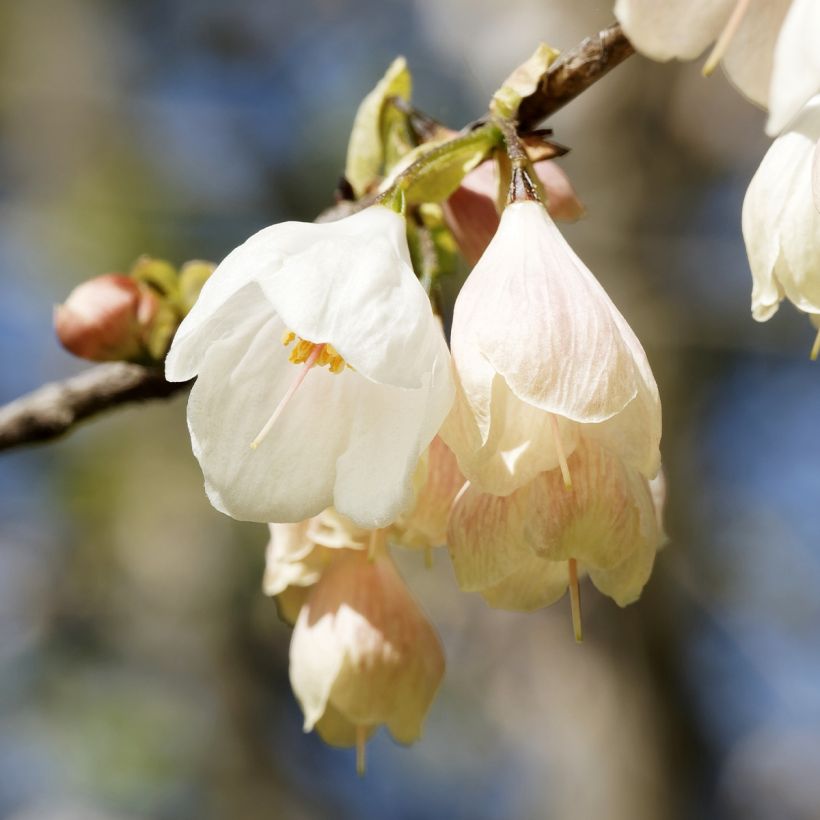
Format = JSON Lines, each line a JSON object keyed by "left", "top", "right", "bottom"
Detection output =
{"left": 282, "top": 330, "right": 350, "bottom": 373}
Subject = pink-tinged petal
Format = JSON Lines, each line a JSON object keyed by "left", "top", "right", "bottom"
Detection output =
{"left": 525, "top": 439, "right": 661, "bottom": 573}
{"left": 394, "top": 436, "right": 465, "bottom": 550}
{"left": 587, "top": 538, "right": 656, "bottom": 607}
{"left": 535, "top": 161, "right": 585, "bottom": 222}
{"left": 614, "top": 0, "right": 733, "bottom": 62}
{"left": 767, "top": 0, "right": 820, "bottom": 136}
{"left": 256, "top": 206, "right": 442, "bottom": 390}
{"left": 289, "top": 551, "right": 444, "bottom": 744}
{"left": 722, "top": 0, "right": 790, "bottom": 109}
{"left": 480, "top": 554, "right": 569, "bottom": 612}
{"left": 447, "top": 479, "right": 537, "bottom": 591}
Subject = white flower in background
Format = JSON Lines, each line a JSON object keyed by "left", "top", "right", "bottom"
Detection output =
{"left": 289, "top": 548, "right": 445, "bottom": 773}
{"left": 614, "top": 0, "right": 820, "bottom": 135}
{"left": 767, "top": 0, "right": 820, "bottom": 135}
{"left": 441, "top": 199, "right": 661, "bottom": 497}
{"left": 447, "top": 439, "right": 664, "bottom": 639}
{"left": 743, "top": 98, "right": 820, "bottom": 342}
{"left": 165, "top": 204, "right": 454, "bottom": 529}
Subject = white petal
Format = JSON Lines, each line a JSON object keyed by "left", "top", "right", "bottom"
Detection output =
{"left": 813, "top": 139, "right": 820, "bottom": 212}
{"left": 743, "top": 102, "right": 820, "bottom": 319}
{"left": 332, "top": 333, "right": 454, "bottom": 529}
{"left": 722, "top": 0, "right": 791, "bottom": 109}
{"left": 614, "top": 0, "right": 733, "bottom": 62}
{"left": 256, "top": 206, "right": 441, "bottom": 390}
{"left": 767, "top": 0, "right": 820, "bottom": 135}
{"left": 165, "top": 221, "right": 319, "bottom": 381}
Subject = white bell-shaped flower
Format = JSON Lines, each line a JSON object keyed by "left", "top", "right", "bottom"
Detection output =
{"left": 614, "top": 0, "right": 791, "bottom": 108}
{"left": 165, "top": 205, "right": 454, "bottom": 529}
{"left": 743, "top": 98, "right": 820, "bottom": 326}
{"left": 441, "top": 199, "right": 661, "bottom": 496}
{"left": 614, "top": 0, "right": 820, "bottom": 135}
{"left": 289, "top": 548, "right": 444, "bottom": 770}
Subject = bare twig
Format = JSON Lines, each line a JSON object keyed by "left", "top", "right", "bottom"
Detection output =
{"left": 0, "top": 363, "right": 188, "bottom": 452}
{"left": 517, "top": 22, "right": 635, "bottom": 130}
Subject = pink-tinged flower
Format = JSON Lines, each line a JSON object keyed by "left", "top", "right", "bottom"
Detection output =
{"left": 443, "top": 159, "right": 584, "bottom": 265}
{"left": 55, "top": 274, "right": 159, "bottom": 362}
{"left": 392, "top": 436, "right": 465, "bottom": 551}
{"left": 743, "top": 99, "right": 820, "bottom": 335}
{"left": 441, "top": 199, "right": 661, "bottom": 497}
{"left": 165, "top": 204, "right": 454, "bottom": 529}
{"left": 447, "top": 439, "right": 664, "bottom": 636}
{"left": 614, "top": 0, "right": 820, "bottom": 136}
{"left": 289, "top": 548, "right": 444, "bottom": 772}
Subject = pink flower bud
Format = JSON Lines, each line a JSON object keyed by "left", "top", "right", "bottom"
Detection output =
{"left": 443, "top": 159, "right": 584, "bottom": 264}
{"left": 54, "top": 274, "right": 160, "bottom": 362}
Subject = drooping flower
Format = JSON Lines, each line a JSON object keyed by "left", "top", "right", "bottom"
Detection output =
{"left": 443, "top": 159, "right": 584, "bottom": 265}
{"left": 440, "top": 195, "right": 661, "bottom": 497}
{"left": 743, "top": 98, "right": 820, "bottom": 346}
{"left": 447, "top": 438, "right": 664, "bottom": 639}
{"left": 165, "top": 204, "right": 454, "bottom": 529}
{"left": 288, "top": 548, "right": 445, "bottom": 773}
{"left": 614, "top": 0, "right": 819, "bottom": 135}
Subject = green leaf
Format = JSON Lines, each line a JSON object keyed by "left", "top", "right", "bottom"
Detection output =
{"left": 345, "top": 57, "right": 412, "bottom": 197}
{"left": 490, "top": 43, "right": 560, "bottom": 120}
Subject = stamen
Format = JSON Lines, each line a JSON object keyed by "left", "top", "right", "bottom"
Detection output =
{"left": 368, "top": 529, "right": 386, "bottom": 562}
{"left": 356, "top": 725, "right": 367, "bottom": 777}
{"left": 250, "top": 343, "right": 325, "bottom": 449}
{"left": 811, "top": 327, "right": 820, "bottom": 361}
{"left": 549, "top": 414, "right": 572, "bottom": 489}
{"left": 568, "top": 558, "right": 583, "bottom": 643}
{"left": 703, "top": 0, "right": 751, "bottom": 77}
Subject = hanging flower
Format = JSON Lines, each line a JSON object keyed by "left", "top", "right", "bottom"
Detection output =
{"left": 743, "top": 98, "right": 820, "bottom": 350}
{"left": 165, "top": 204, "right": 454, "bottom": 529}
{"left": 288, "top": 548, "right": 445, "bottom": 773}
{"left": 614, "top": 0, "right": 819, "bottom": 135}
{"left": 443, "top": 159, "right": 584, "bottom": 265}
{"left": 440, "top": 196, "right": 661, "bottom": 497}
{"left": 447, "top": 438, "right": 664, "bottom": 639}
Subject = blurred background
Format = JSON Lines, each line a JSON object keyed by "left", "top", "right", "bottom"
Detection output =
{"left": 1, "top": 1, "right": 818, "bottom": 818}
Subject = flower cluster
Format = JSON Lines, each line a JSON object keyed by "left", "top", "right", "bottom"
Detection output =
{"left": 161, "top": 45, "right": 667, "bottom": 764}
{"left": 614, "top": 0, "right": 820, "bottom": 354}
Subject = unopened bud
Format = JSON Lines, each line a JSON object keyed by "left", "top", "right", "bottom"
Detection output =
{"left": 54, "top": 274, "right": 160, "bottom": 362}
{"left": 178, "top": 260, "right": 215, "bottom": 313}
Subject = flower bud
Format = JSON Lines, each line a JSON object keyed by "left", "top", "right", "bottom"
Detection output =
{"left": 443, "top": 159, "right": 584, "bottom": 265}
{"left": 289, "top": 549, "right": 444, "bottom": 761}
{"left": 54, "top": 274, "right": 159, "bottom": 362}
